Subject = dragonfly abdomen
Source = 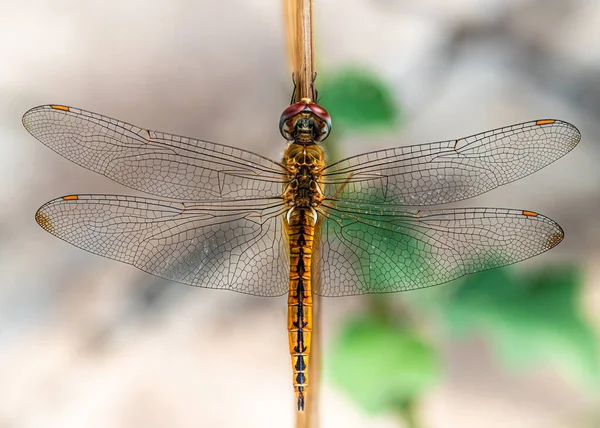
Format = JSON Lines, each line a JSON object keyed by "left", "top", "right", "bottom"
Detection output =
{"left": 281, "top": 139, "right": 325, "bottom": 411}
{"left": 287, "top": 207, "right": 317, "bottom": 411}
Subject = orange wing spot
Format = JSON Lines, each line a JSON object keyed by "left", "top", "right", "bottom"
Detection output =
{"left": 454, "top": 139, "right": 461, "bottom": 151}
{"left": 536, "top": 119, "right": 555, "bottom": 125}
{"left": 50, "top": 105, "right": 70, "bottom": 111}
{"left": 62, "top": 195, "right": 79, "bottom": 201}
{"left": 522, "top": 210, "right": 538, "bottom": 217}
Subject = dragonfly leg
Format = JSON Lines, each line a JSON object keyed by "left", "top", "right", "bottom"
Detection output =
{"left": 311, "top": 71, "right": 318, "bottom": 102}
{"left": 290, "top": 72, "right": 298, "bottom": 105}
{"left": 289, "top": 71, "right": 318, "bottom": 104}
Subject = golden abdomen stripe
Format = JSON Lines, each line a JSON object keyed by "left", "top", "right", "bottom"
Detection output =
{"left": 287, "top": 208, "right": 316, "bottom": 411}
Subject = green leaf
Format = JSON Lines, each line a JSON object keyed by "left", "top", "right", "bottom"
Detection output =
{"left": 326, "top": 317, "right": 439, "bottom": 414}
{"left": 318, "top": 67, "right": 398, "bottom": 131}
{"left": 440, "top": 265, "right": 599, "bottom": 386}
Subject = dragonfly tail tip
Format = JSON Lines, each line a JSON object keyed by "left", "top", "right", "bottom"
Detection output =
{"left": 297, "top": 390, "right": 305, "bottom": 411}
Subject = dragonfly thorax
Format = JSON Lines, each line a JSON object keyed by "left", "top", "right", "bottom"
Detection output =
{"left": 279, "top": 98, "right": 331, "bottom": 144}
{"left": 283, "top": 143, "right": 325, "bottom": 212}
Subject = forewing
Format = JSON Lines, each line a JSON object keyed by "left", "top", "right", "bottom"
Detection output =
{"left": 323, "top": 120, "right": 580, "bottom": 206}
{"left": 36, "top": 195, "right": 289, "bottom": 296}
{"left": 23, "top": 105, "right": 285, "bottom": 200}
{"left": 316, "top": 201, "right": 563, "bottom": 296}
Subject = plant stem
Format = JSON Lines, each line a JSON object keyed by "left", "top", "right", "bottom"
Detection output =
{"left": 398, "top": 399, "right": 422, "bottom": 428}
{"left": 284, "top": 0, "right": 315, "bottom": 102}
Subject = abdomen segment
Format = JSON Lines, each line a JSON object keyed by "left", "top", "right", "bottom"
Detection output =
{"left": 287, "top": 208, "right": 316, "bottom": 411}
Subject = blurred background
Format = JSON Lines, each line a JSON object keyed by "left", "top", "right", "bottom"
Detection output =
{"left": 1, "top": 0, "right": 599, "bottom": 427}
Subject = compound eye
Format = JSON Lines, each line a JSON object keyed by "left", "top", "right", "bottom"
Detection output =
{"left": 307, "top": 103, "right": 330, "bottom": 121}
{"left": 279, "top": 102, "right": 307, "bottom": 140}
{"left": 307, "top": 103, "right": 332, "bottom": 142}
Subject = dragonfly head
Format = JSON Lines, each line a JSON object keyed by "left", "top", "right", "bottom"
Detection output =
{"left": 279, "top": 98, "right": 331, "bottom": 143}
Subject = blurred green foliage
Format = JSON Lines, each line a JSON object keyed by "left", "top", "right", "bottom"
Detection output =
{"left": 318, "top": 67, "right": 399, "bottom": 131}
{"left": 321, "top": 65, "right": 594, "bottom": 421}
{"left": 326, "top": 317, "right": 438, "bottom": 414}
{"left": 440, "top": 266, "right": 599, "bottom": 386}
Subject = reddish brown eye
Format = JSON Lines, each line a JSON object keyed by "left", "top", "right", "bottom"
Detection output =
{"left": 307, "top": 103, "right": 331, "bottom": 123}
{"left": 281, "top": 102, "right": 307, "bottom": 121}
{"left": 307, "top": 102, "right": 332, "bottom": 142}
{"left": 279, "top": 102, "right": 308, "bottom": 141}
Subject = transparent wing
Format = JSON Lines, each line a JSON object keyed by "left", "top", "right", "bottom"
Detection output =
{"left": 36, "top": 194, "right": 289, "bottom": 296}
{"left": 323, "top": 120, "right": 580, "bottom": 206}
{"left": 316, "top": 201, "right": 563, "bottom": 296}
{"left": 23, "top": 105, "right": 285, "bottom": 200}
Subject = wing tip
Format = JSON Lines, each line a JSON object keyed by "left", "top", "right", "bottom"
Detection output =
{"left": 547, "top": 218, "right": 565, "bottom": 249}
{"left": 547, "top": 229, "right": 564, "bottom": 249}
{"left": 565, "top": 121, "right": 582, "bottom": 149}
{"left": 22, "top": 106, "right": 41, "bottom": 129}
{"left": 34, "top": 204, "right": 54, "bottom": 233}
{"left": 22, "top": 104, "right": 72, "bottom": 132}
{"left": 536, "top": 118, "right": 581, "bottom": 150}
{"left": 34, "top": 194, "right": 82, "bottom": 232}
{"left": 528, "top": 210, "right": 565, "bottom": 250}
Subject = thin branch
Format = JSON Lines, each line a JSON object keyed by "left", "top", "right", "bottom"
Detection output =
{"left": 285, "top": 0, "right": 316, "bottom": 102}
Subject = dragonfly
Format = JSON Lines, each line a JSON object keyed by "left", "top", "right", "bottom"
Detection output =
{"left": 22, "top": 96, "right": 579, "bottom": 411}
